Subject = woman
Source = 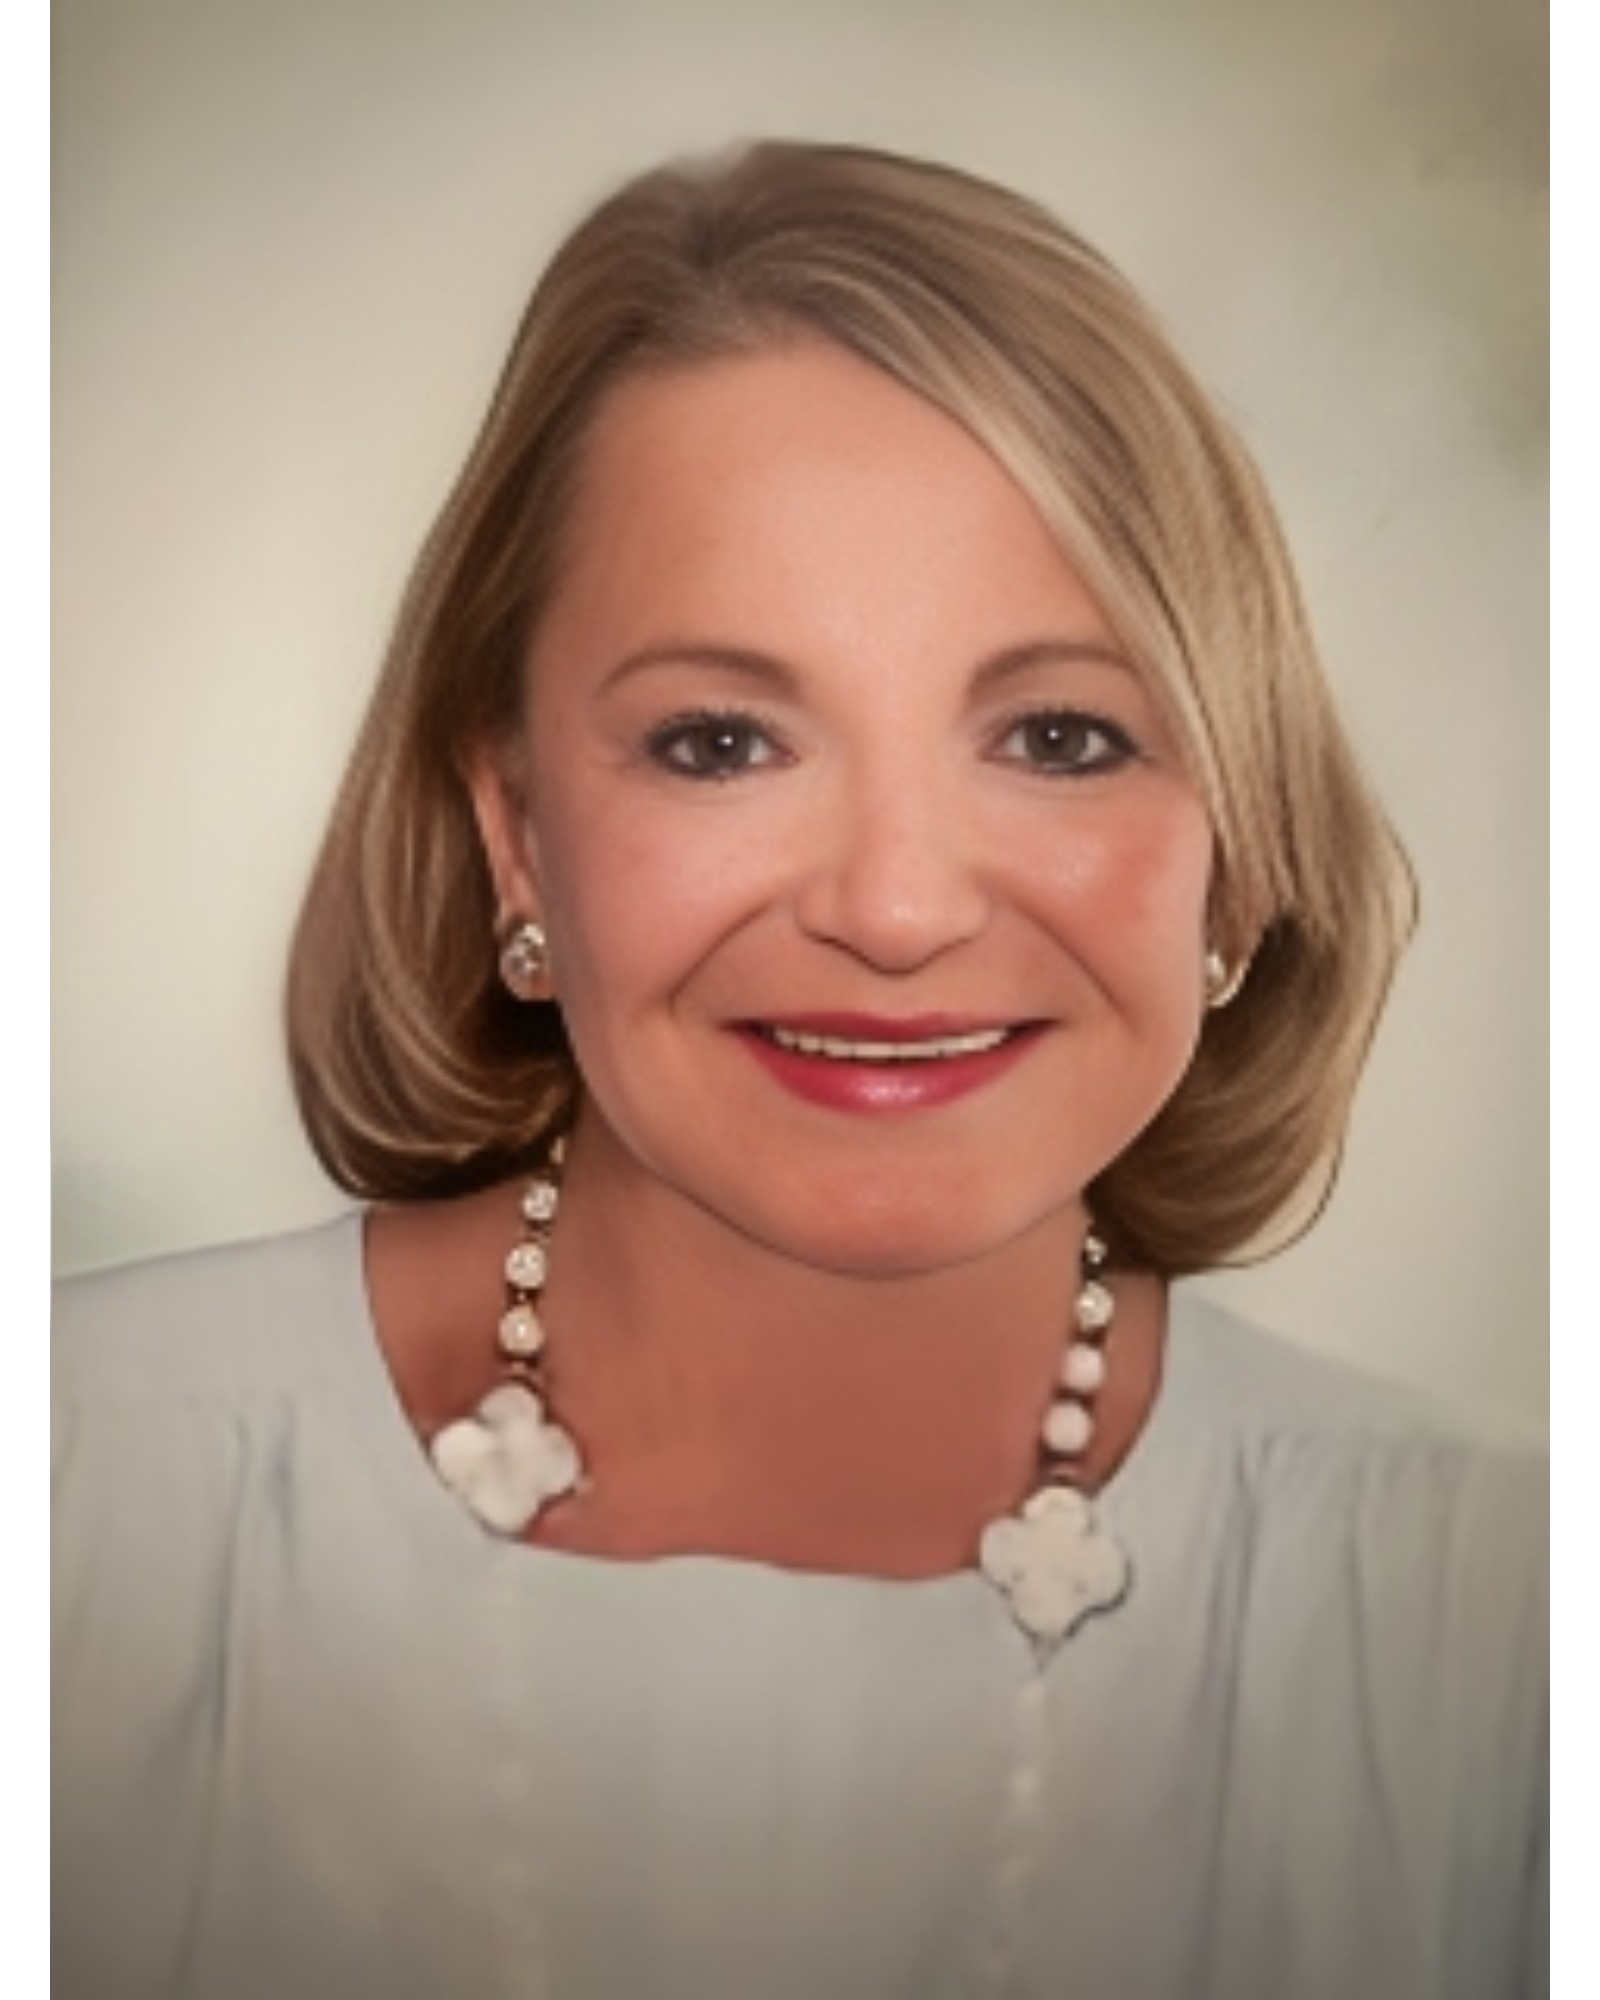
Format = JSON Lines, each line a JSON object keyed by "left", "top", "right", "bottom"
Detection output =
{"left": 54, "top": 142, "right": 1545, "bottom": 1998}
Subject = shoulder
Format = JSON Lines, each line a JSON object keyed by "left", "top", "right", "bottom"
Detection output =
{"left": 54, "top": 1214, "right": 377, "bottom": 1586}
{"left": 1168, "top": 1283, "right": 1546, "bottom": 1495}
{"left": 54, "top": 1212, "right": 370, "bottom": 1406}
{"left": 1165, "top": 1287, "right": 1547, "bottom": 1613}
{"left": 54, "top": 1216, "right": 383, "bottom": 1680}
{"left": 1161, "top": 1286, "right": 1546, "bottom": 1745}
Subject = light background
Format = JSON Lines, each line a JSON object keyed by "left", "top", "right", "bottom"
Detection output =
{"left": 53, "top": 0, "right": 1547, "bottom": 1423}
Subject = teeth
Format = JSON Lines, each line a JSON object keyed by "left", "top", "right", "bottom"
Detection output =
{"left": 766, "top": 1025, "right": 1013, "bottom": 1062}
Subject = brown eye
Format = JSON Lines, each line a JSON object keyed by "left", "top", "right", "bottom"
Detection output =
{"left": 999, "top": 710, "right": 1136, "bottom": 776}
{"left": 647, "top": 712, "right": 782, "bottom": 780}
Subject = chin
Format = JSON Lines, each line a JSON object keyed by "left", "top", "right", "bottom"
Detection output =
{"left": 714, "top": 1171, "right": 1061, "bottom": 1283}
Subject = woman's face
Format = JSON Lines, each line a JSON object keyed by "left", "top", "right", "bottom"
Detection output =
{"left": 473, "top": 340, "right": 1215, "bottom": 1276}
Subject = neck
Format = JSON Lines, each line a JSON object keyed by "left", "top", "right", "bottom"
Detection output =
{"left": 368, "top": 1126, "right": 1167, "bottom": 1578}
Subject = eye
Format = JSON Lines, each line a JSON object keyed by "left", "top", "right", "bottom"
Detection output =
{"left": 644, "top": 709, "right": 786, "bottom": 781}
{"left": 994, "top": 708, "right": 1138, "bottom": 777}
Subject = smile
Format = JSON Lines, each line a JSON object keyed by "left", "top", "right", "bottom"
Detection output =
{"left": 761, "top": 1024, "right": 1014, "bottom": 1063}
{"left": 737, "top": 1015, "right": 1044, "bottom": 1113}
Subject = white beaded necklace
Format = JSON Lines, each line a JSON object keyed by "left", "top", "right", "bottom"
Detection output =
{"left": 428, "top": 1141, "right": 1131, "bottom": 1656}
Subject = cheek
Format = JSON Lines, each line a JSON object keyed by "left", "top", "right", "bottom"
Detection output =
{"left": 529, "top": 779, "right": 784, "bottom": 1005}
{"left": 1031, "top": 796, "right": 1214, "bottom": 957}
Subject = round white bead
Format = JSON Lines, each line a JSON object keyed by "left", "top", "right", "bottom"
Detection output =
{"left": 498, "top": 1302, "right": 545, "bottom": 1359}
{"left": 1042, "top": 1399, "right": 1094, "bottom": 1455}
{"left": 521, "top": 1180, "right": 559, "bottom": 1225}
{"left": 1060, "top": 1343, "right": 1107, "bottom": 1395}
{"left": 1075, "top": 1279, "right": 1114, "bottom": 1334}
{"left": 505, "top": 1241, "right": 548, "bottom": 1291}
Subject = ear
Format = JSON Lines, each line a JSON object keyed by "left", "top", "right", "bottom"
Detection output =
{"left": 465, "top": 742, "right": 544, "bottom": 926}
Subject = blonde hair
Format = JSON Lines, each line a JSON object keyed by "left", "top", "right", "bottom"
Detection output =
{"left": 286, "top": 140, "right": 1414, "bottom": 1274}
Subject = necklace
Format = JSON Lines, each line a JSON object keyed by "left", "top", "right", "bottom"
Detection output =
{"left": 427, "top": 1142, "right": 1131, "bottom": 1656}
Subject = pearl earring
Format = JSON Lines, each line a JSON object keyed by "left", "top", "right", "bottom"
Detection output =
{"left": 1203, "top": 949, "right": 1247, "bottom": 1010}
{"left": 499, "top": 921, "right": 551, "bottom": 1001}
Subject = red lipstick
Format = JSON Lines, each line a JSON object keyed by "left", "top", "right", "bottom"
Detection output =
{"left": 735, "top": 1013, "right": 1044, "bottom": 1113}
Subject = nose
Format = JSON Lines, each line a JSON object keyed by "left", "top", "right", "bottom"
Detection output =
{"left": 791, "top": 762, "right": 992, "bottom": 972}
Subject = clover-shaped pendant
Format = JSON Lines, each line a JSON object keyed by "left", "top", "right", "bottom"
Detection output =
{"left": 978, "top": 1485, "right": 1130, "bottom": 1652}
{"left": 429, "top": 1380, "right": 582, "bottom": 1535}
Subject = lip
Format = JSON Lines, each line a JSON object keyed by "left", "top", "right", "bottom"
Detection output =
{"left": 734, "top": 1012, "right": 1047, "bottom": 1113}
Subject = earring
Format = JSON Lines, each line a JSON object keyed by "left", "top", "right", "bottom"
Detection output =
{"left": 499, "top": 920, "right": 550, "bottom": 1001}
{"left": 1203, "top": 949, "right": 1247, "bottom": 1010}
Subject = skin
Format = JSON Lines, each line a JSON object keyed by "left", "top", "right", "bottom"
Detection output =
{"left": 370, "top": 338, "right": 1217, "bottom": 1576}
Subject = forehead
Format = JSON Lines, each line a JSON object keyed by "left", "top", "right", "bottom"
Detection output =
{"left": 536, "top": 339, "right": 1127, "bottom": 670}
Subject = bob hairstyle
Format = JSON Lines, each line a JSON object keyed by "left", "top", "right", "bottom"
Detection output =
{"left": 287, "top": 139, "right": 1414, "bottom": 1275}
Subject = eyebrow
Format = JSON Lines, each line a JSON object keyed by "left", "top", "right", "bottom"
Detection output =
{"left": 597, "top": 636, "right": 1138, "bottom": 700}
{"left": 968, "top": 638, "right": 1138, "bottom": 694}
{"left": 598, "top": 644, "right": 804, "bottom": 699}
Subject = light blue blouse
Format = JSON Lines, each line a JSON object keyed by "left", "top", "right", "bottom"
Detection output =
{"left": 53, "top": 1216, "right": 1546, "bottom": 2000}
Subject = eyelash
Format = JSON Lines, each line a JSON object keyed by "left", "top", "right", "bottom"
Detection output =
{"left": 643, "top": 708, "right": 789, "bottom": 781}
{"left": 641, "top": 705, "right": 1140, "bottom": 782}
{"left": 990, "top": 707, "right": 1140, "bottom": 777}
